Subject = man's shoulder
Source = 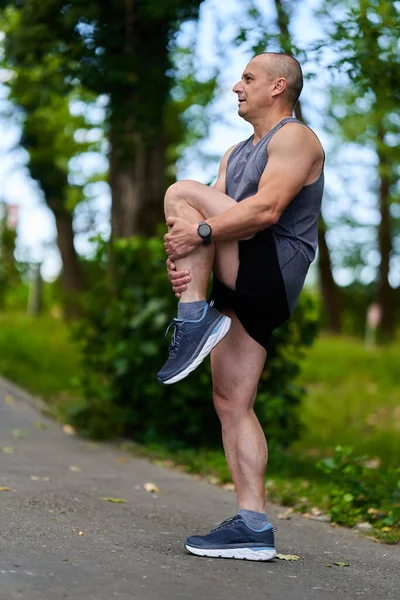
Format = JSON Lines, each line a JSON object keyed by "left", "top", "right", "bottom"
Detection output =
{"left": 270, "top": 121, "right": 324, "bottom": 159}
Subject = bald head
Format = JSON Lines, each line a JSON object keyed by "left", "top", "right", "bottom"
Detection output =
{"left": 255, "top": 52, "right": 303, "bottom": 109}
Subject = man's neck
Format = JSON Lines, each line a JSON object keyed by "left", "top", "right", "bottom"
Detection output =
{"left": 251, "top": 110, "right": 293, "bottom": 145}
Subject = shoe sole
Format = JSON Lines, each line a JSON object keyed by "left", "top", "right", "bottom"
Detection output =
{"left": 185, "top": 544, "right": 277, "bottom": 561}
{"left": 162, "top": 315, "right": 232, "bottom": 385}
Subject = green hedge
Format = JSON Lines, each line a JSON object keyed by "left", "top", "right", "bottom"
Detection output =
{"left": 68, "top": 236, "right": 319, "bottom": 450}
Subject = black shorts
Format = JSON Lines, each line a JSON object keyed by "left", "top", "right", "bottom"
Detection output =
{"left": 208, "top": 228, "right": 290, "bottom": 351}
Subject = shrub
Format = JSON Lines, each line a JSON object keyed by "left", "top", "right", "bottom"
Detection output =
{"left": 68, "top": 236, "right": 319, "bottom": 450}
{"left": 318, "top": 446, "right": 400, "bottom": 528}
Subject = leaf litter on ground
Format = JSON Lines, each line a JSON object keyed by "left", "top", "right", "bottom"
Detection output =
{"left": 144, "top": 482, "right": 160, "bottom": 493}
{"left": 99, "top": 497, "right": 126, "bottom": 503}
{"left": 276, "top": 554, "right": 300, "bottom": 561}
{"left": 12, "top": 429, "right": 27, "bottom": 439}
{"left": 34, "top": 422, "right": 48, "bottom": 430}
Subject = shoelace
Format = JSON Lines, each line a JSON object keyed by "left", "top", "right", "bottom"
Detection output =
{"left": 163, "top": 319, "right": 190, "bottom": 356}
{"left": 210, "top": 516, "right": 237, "bottom": 533}
{"left": 210, "top": 516, "right": 278, "bottom": 534}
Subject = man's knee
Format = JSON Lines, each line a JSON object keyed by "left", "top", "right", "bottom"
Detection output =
{"left": 165, "top": 179, "right": 196, "bottom": 201}
{"left": 213, "top": 388, "right": 257, "bottom": 422}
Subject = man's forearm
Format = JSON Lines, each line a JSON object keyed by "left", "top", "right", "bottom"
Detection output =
{"left": 206, "top": 195, "right": 276, "bottom": 241}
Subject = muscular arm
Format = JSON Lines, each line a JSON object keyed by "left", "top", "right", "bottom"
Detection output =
{"left": 212, "top": 144, "right": 237, "bottom": 193}
{"left": 206, "top": 124, "right": 323, "bottom": 241}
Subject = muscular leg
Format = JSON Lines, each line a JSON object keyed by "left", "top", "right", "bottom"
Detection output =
{"left": 211, "top": 308, "right": 268, "bottom": 512}
{"left": 164, "top": 179, "right": 240, "bottom": 295}
{"left": 166, "top": 180, "right": 268, "bottom": 512}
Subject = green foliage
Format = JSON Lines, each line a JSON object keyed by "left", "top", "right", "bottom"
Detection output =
{"left": 68, "top": 236, "right": 319, "bottom": 447}
{"left": 318, "top": 446, "right": 400, "bottom": 529}
{"left": 0, "top": 213, "right": 19, "bottom": 309}
{"left": 294, "top": 335, "right": 400, "bottom": 466}
{"left": 0, "top": 312, "right": 82, "bottom": 399}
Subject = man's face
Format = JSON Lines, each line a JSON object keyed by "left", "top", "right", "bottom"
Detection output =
{"left": 232, "top": 57, "right": 274, "bottom": 122}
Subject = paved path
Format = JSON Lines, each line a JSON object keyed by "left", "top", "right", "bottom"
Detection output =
{"left": 0, "top": 376, "right": 398, "bottom": 600}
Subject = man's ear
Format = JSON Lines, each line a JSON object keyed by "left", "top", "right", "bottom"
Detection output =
{"left": 271, "top": 77, "right": 287, "bottom": 97}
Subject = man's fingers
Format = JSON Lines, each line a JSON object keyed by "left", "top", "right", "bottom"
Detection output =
{"left": 173, "top": 284, "right": 187, "bottom": 294}
{"left": 170, "top": 272, "right": 190, "bottom": 283}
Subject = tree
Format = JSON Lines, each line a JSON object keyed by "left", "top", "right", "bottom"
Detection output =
{"left": 0, "top": 0, "right": 207, "bottom": 238}
{"left": 0, "top": 8, "right": 104, "bottom": 312}
{"left": 319, "top": 0, "right": 400, "bottom": 340}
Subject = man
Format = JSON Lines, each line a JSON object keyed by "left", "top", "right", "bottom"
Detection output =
{"left": 158, "top": 52, "right": 324, "bottom": 561}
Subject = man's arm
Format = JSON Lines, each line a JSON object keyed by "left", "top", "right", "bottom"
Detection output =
{"left": 212, "top": 144, "right": 237, "bottom": 193}
{"left": 205, "top": 124, "right": 323, "bottom": 241}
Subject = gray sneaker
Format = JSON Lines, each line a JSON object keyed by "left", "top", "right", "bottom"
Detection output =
{"left": 157, "top": 302, "right": 231, "bottom": 385}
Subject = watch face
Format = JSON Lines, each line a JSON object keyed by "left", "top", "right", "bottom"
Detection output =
{"left": 199, "top": 223, "right": 211, "bottom": 237}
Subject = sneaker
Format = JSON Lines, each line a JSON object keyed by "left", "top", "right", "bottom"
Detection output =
{"left": 184, "top": 514, "right": 277, "bottom": 561}
{"left": 157, "top": 302, "right": 231, "bottom": 385}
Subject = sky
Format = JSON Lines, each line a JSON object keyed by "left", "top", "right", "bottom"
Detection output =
{"left": 0, "top": 0, "right": 394, "bottom": 287}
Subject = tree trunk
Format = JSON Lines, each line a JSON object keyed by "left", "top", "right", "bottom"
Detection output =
{"left": 317, "top": 215, "right": 342, "bottom": 333}
{"left": 376, "top": 124, "right": 395, "bottom": 341}
{"left": 273, "top": 0, "right": 341, "bottom": 332}
{"left": 110, "top": 129, "right": 165, "bottom": 238}
{"left": 52, "top": 207, "right": 85, "bottom": 318}
{"left": 109, "top": 0, "right": 168, "bottom": 238}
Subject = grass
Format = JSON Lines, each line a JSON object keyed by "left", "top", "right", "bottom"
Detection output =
{"left": 0, "top": 311, "right": 81, "bottom": 401}
{"left": 293, "top": 335, "right": 400, "bottom": 467}
{"left": 0, "top": 312, "right": 398, "bottom": 543}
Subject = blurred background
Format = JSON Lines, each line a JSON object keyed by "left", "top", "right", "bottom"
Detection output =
{"left": 0, "top": 0, "right": 399, "bottom": 541}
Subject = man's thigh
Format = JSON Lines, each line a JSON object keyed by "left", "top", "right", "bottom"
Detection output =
{"left": 210, "top": 308, "right": 267, "bottom": 408}
{"left": 169, "top": 179, "right": 237, "bottom": 218}
{"left": 171, "top": 180, "right": 242, "bottom": 290}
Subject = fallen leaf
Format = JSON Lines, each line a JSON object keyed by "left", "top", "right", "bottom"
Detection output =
{"left": 310, "top": 507, "right": 323, "bottom": 517}
{"left": 326, "top": 564, "right": 332, "bottom": 568}
{"left": 1, "top": 446, "right": 15, "bottom": 454}
{"left": 208, "top": 476, "right": 219, "bottom": 485}
{"left": 30, "top": 475, "right": 40, "bottom": 481}
{"left": 222, "top": 483, "right": 235, "bottom": 491}
{"left": 69, "top": 466, "right": 82, "bottom": 472}
{"left": 365, "top": 536, "right": 384, "bottom": 544}
{"left": 116, "top": 457, "right": 129, "bottom": 464}
{"left": 144, "top": 482, "right": 159, "bottom": 493}
{"left": 278, "top": 508, "right": 294, "bottom": 520}
{"left": 62, "top": 558, "right": 69, "bottom": 561}
{"left": 63, "top": 424, "right": 75, "bottom": 436}
{"left": 34, "top": 422, "right": 48, "bottom": 430}
{"left": 334, "top": 562, "right": 349, "bottom": 567}
{"left": 12, "top": 429, "right": 27, "bottom": 439}
{"left": 99, "top": 497, "right": 126, "bottom": 503}
{"left": 0, "top": 487, "right": 13, "bottom": 492}
{"left": 276, "top": 554, "right": 300, "bottom": 561}
{"left": 5, "top": 394, "right": 15, "bottom": 404}
{"left": 78, "top": 531, "right": 84, "bottom": 536}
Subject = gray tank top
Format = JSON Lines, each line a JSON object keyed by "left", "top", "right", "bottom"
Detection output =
{"left": 226, "top": 117, "right": 324, "bottom": 313}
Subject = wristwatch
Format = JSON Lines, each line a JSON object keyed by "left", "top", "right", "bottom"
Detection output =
{"left": 197, "top": 221, "right": 212, "bottom": 246}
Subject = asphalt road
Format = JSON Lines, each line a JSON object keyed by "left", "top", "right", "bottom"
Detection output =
{"left": 0, "top": 375, "right": 399, "bottom": 600}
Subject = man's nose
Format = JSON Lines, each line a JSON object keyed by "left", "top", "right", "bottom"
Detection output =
{"left": 232, "top": 81, "right": 243, "bottom": 94}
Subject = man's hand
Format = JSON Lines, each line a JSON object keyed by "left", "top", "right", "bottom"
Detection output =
{"left": 166, "top": 258, "right": 191, "bottom": 298}
{"left": 164, "top": 216, "right": 201, "bottom": 261}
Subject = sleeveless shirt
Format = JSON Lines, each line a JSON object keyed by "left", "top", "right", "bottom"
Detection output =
{"left": 225, "top": 117, "right": 324, "bottom": 313}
